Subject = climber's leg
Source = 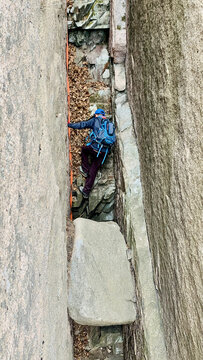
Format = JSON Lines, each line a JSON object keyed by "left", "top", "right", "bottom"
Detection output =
{"left": 81, "top": 146, "right": 91, "bottom": 174}
{"left": 83, "top": 151, "right": 103, "bottom": 195}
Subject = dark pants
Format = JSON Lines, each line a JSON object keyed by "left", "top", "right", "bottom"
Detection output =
{"left": 81, "top": 145, "right": 104, "bottom": 195}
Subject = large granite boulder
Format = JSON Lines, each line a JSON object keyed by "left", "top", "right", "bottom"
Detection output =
{"left": 67, "top": 219, "right": 136, "bottom": 326}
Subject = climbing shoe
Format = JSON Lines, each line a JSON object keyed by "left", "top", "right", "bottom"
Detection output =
{"left": 78, "top": 186, "right": 89, "bottom": 199}
{"left": 79, "top": 166, "right": 88, "bottom": 178}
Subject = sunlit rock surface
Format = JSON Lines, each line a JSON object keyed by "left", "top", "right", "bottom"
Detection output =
{"left": 0, "top": 1, "right": 72, "bottom": 359}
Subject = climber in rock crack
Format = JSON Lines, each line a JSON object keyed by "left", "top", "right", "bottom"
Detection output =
{"left": 68, "top": 109, "right": 115, "bottom": 199}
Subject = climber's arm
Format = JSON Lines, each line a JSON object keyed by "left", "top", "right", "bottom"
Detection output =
{"left": 68, "top": 117, "right": 94, "bottom": 130}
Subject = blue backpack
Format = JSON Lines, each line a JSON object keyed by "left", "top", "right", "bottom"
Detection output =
{"left": 86, "top": 117, "right": 116, "bottom": 164}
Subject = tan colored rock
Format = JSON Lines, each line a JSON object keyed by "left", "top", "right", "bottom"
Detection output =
{"left": 127, "top": 0, "right": 203, "bottom": 359}
{"left": 0, "top": 1, "right": 72, "bottom": 359}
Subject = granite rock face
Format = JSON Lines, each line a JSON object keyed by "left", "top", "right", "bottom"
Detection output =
{"left": 0, "top": 1, "right": 72, "bottom": 359}
{"left": 127, "top": 0, "right": 203, "bottom": 359}
{"left": 111, "top": 2, "right": 167, "bottom": 360}
{"left": 67, "top": 219, "right": 136, "bottom": 326}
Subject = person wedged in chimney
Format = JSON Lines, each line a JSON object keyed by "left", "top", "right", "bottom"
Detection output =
{"left": 68, "top": 109, "right": 115, "bottom": 199}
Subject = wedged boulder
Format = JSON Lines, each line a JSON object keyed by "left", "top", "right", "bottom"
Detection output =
{"left": 68, "top": 219, "right": 136, "bottom": 326}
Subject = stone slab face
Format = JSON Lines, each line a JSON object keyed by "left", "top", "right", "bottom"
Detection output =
{"left": 127, "top": 0, "right": 203, "bottom": 359}
{"left": 68, "top": 219, "right": 136, "bottom": 326}
{"left": 0, "top": 1, "right": 72, "bottom": 359}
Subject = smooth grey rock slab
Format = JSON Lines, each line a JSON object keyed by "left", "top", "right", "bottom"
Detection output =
{"left": 68, "top": 219, "right": 136, "bottom": 326}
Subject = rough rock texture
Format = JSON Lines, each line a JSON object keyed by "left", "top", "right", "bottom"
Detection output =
{"left": 69, "top": 29, "right": 109, "bottom": 47}
{"left": 111, "top": 1, "right": 167, "bottom": 359}
{"left": 88, "top": 326, "right": 123, "bottom": 359}
{"left": 0, "top": 1, "right": 72, "bottom": 359}
{"left": 68, "top": 0, "right": 110, "bottom": 29}
{"left": 72, "top": 323, "right": 124, "bottom": 360}
{"left": 67, "top": 219, "right": 136, "bottom": 326}
{"left": 86, "top": 45, "right": 110, "bottom": 85}
{"left": 127, "top": 1, "right": 203, "bottom": 359}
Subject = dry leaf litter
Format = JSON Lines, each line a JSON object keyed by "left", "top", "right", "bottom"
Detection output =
{"left": 73, "top": 322, "right": 90, "bottom": 360}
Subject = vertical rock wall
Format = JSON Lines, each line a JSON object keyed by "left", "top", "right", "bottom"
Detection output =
{"left": 0, "top": 1, "right": 72, "bottom": 359}
{"left": 111, "top": 2, "right": 167, "bottom": 359}
{"left": 127, "top": 1, "right": 203, "bottom": 359}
